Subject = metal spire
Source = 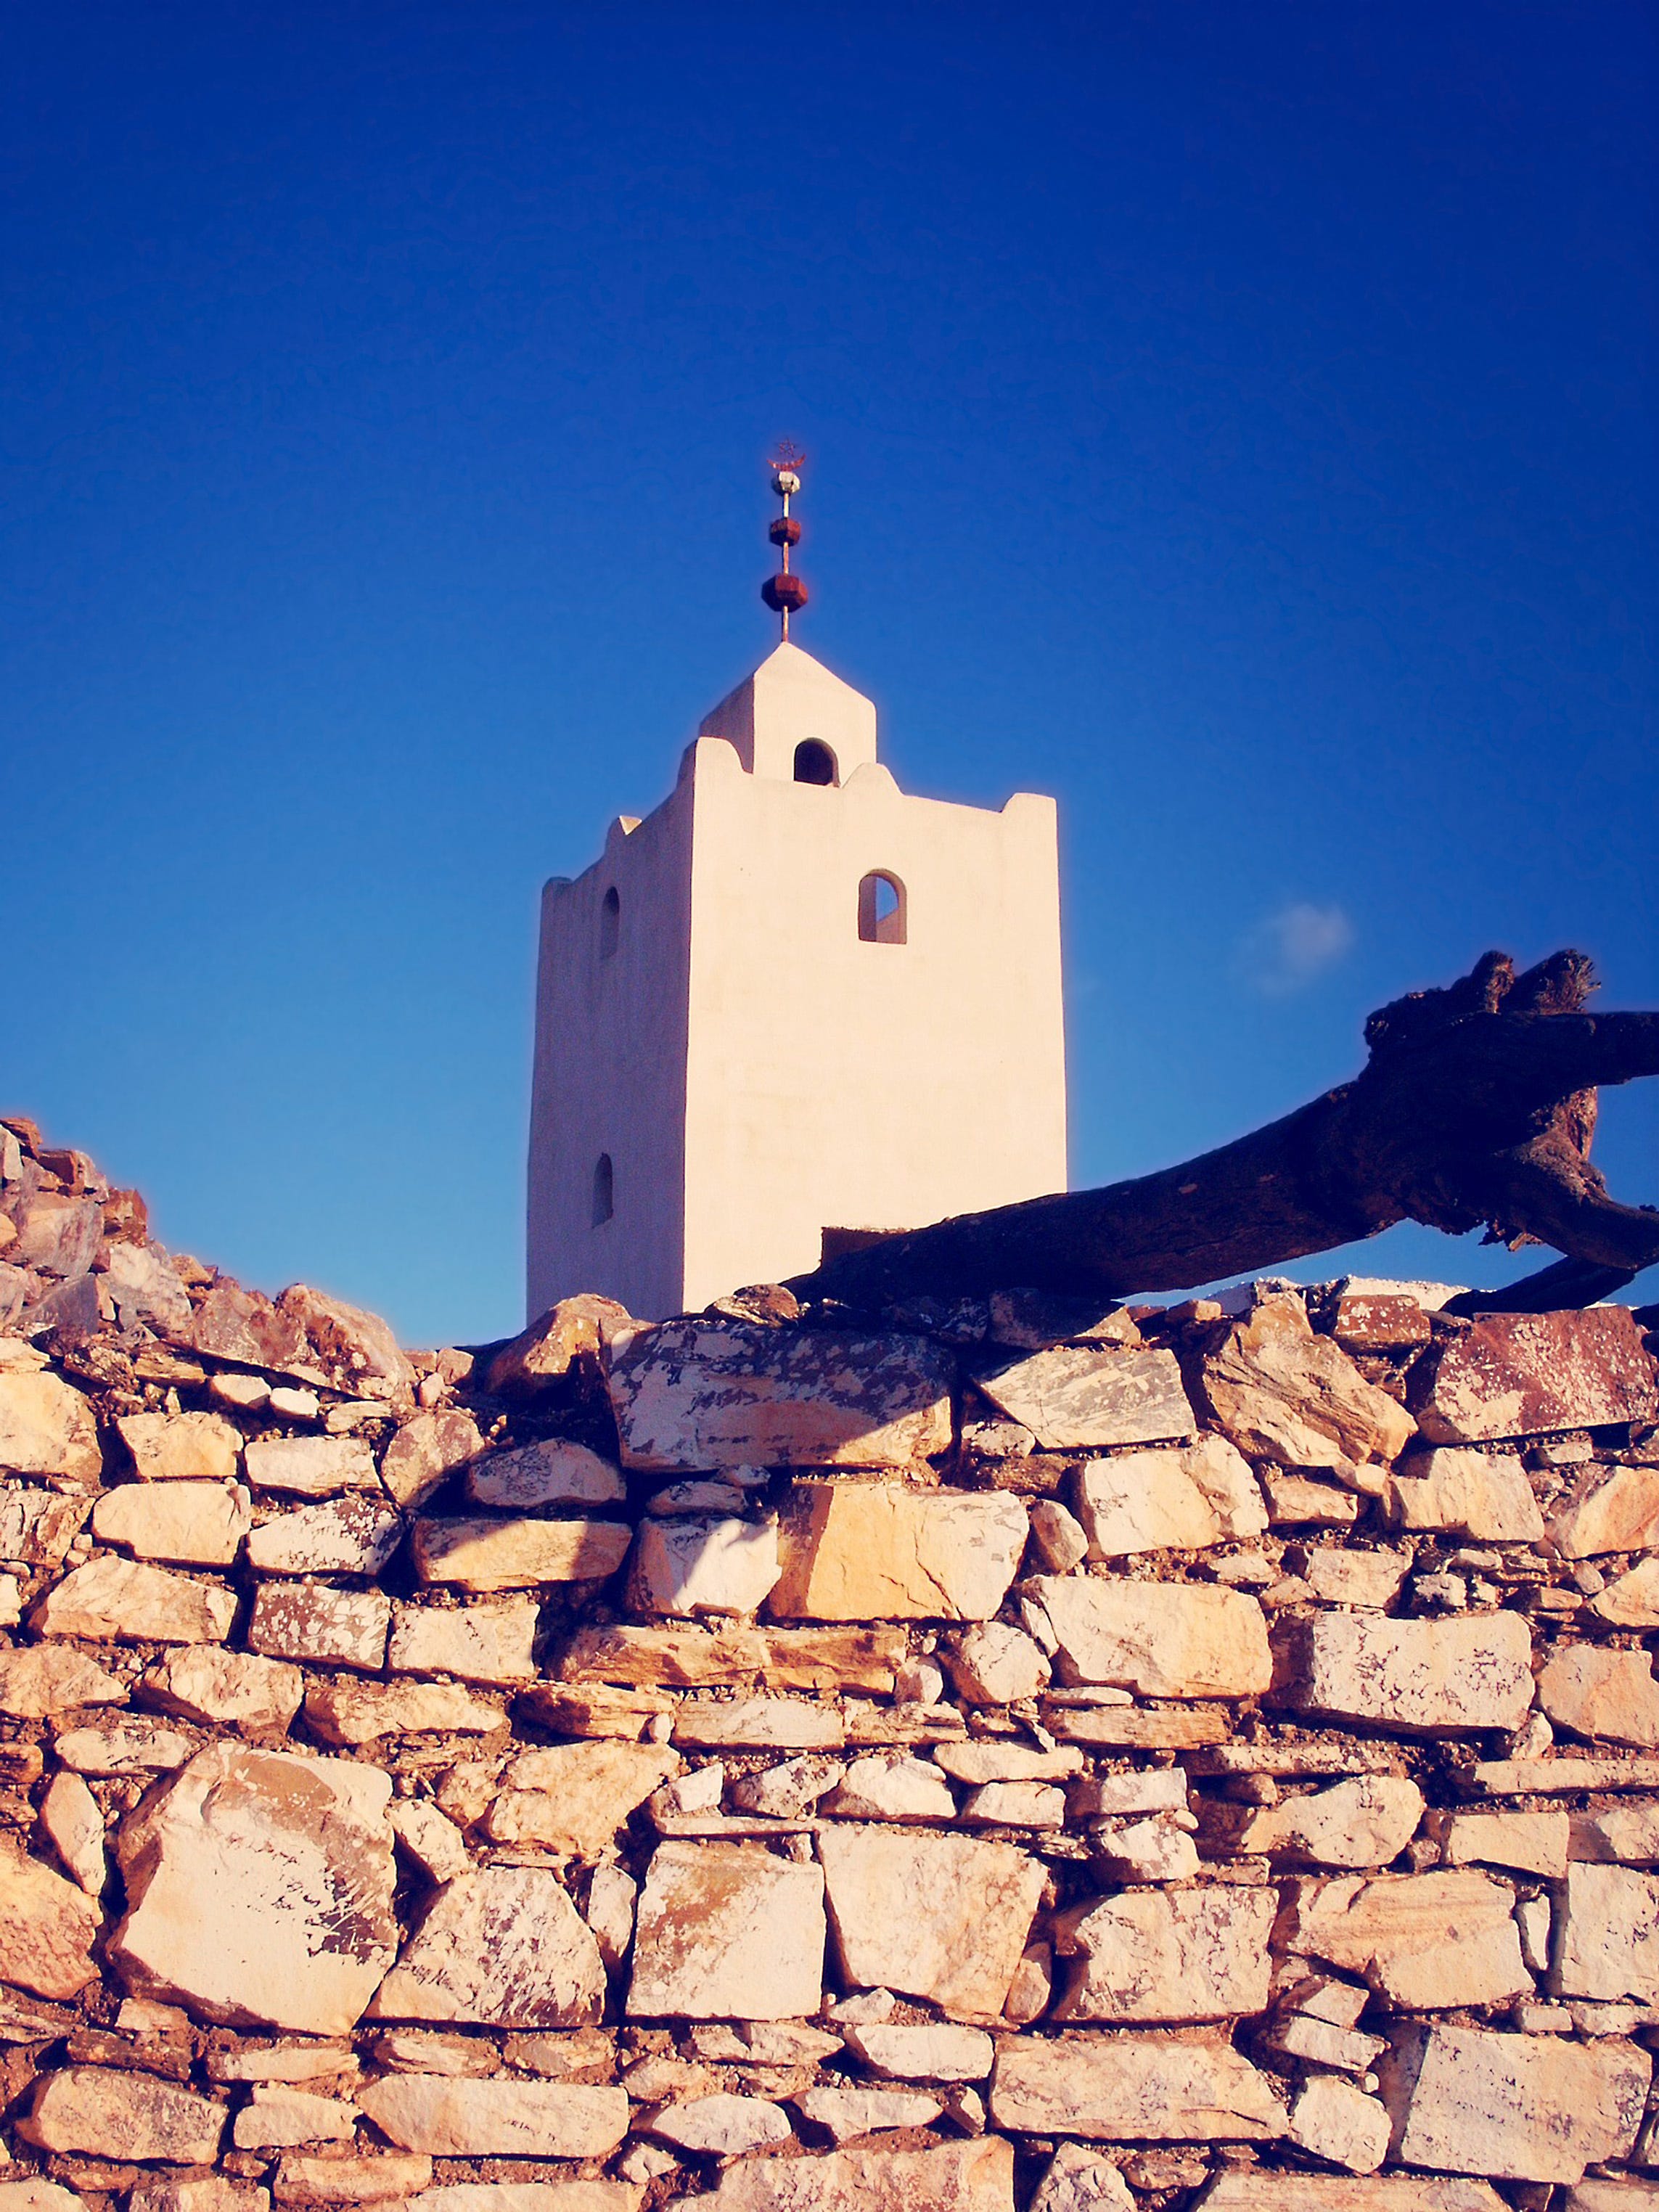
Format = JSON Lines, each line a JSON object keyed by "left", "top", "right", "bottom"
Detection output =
{"left": 761, "top": 443, "right": 808, "bottom": 639}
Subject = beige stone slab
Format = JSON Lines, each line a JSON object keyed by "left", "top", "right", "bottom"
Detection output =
{"left": 379, "top": 1408, "right": 486, "bottom": 1508}
{"left": 1590, "top": 1555, "right": 1659, "bottom": 1628}
{"left": 272, "top": 2152, "right": 434, "bottom": 2205}
{"left": 628, "top": 1513, "right": 782, "bottom": 1617}
{"left": 355, "top": 2074, "right": 628, "bottom": 2158}
{"left": 1276, "top": 1609, "right": 1533, "bottom": 1733}
{"left": 1387, "top": 1449, "right": 1543, "bottom": 1541}
{"left": 933, "top": 1742, "right": 1082, "bottom": 1785}
{"left": 1052, "top": 1885, "right": 1275, "bottom": 2022}
{"left": 1552, "top": 1863, "right": 1659, "bottom": 2002}
{"left": 671, "top": 1696, "right": 843, "bottom": 1749}
{"left": 1073, "top": 1437, "right": 1264, "bottom": 1556}
{"left": 627, "top": 1840, "right": 825, "bottom": 2020}
{"left": 1378, "top": 2020, "right": 1650, "bottom": 2182}
{"left": 606, "top": 1319, "right": 954, "bottom": 1472}
{"left": 0, "top": 1841, "right": 102, "bottom": 1999}
{"left": 650, "top": 2091, "right": 794, "bottom": 2155}
{"left": 1042, "top": 1703, "right": 1230, "bottom": 1749}
{"left": 818, "top": 1825, "right": 1042, "bottom": 2019}
{"left": 467, "top": 1438, "right": 625, "bottom": 1510}
{"left": 989, "top": 2032, "right": 1285, "bottom": 2140}
{"left": 1195, "top": 2179, "right": 1507, "bottom": 2210}
{"left": 978, "top": 1346, "right": 1195, "bottom": 1450}
{"left": 517, "top": 1682, "right": 676, "bottom": 1740}
{"left": 388, "top": 1598, "right": 539, "bottom": 1684}
{"left": 408, "top": 2188, "right": 641, "bottom": 2212}
{"left": 486, "top": 1742, "right": 681, "bottom": 1858}
{"left": 769, "top": 1482, "right": 1027, "bottom": 1622}
{"left": 110, "top": 1742, "right": 397, "bottom": 2034}
{"left": 1298, "top": 1545, "right": 1412, "bottom": 1607}
{"left": 841, "top": 2021, "right": 994, "bottom": 2081}
{"left": 1569, "top": 1804, "right": 1659, "bottom": 1863}
{"left": 1, "top": 1372, "right": 102, "bottom": 1483}
{"left": 677, "top": 2137, "right": 1015, "bottom": 2211}
{"left": 789, "top": 2085, "right": 941, "bottom": 2143}
{"left": 247, "top": 1495, "right": 404, "bottom": 1576}
{"left": 1025, "top": 1576, "right": 1271, "bottom": 1698}
{"left": 371, "top": 1867, "right": 607, "bottom": 2028}
{"left": 33, "top": 1555, "right": 237, "bottom": 1644}
{"left": 117, "top": 1410, "right": 240, "bottom": 1483}
{"left": 556, "top": 1621, "right": 906, "bottom": 1693}
{"left": 249, "top": 1584, "right": 390, "bottom": 1671}
{"left": 1280, "top": 1870, "right": 1530, "bottom": 2008}
{"left": 1433, "top": 1809, "right": 1568, "bottom": 1878}
{"left": 92, "top": 1480, "right": 252, "bottom": 1565}
{"left": 39, "top": 1769, "right": 105, "bottom": 1896}
{"left": 19, "top": 2066, "right": 226, "bottom": 2161}
{"left": 411, "top": 1515, "right": 631, "bottom": 1589}
{"left": 1551, "top": 1462, "right": 1659, "bottom": 1557}
{"left": 1212, "top": 1776, "right": 1426, "bottom": 1869}
{"left": 1412, "top": 1307, "right": 1659, "bottom": 1446}
{"left": 54, "top": 1713, "right": 197, "bottom": 1774}
{"left": 1197, "top": 1296, "right": 1415, "bottom": 1468}
{"left": 303, "top": 1678, "right": 505, "bottom": 1748}
{"left": 1539, "top": 1645, "right": 1659, "bottom": 1748}
{"left": 243, "top": 1435, "right": 379, "bottom": 1496}
{"left": 0, "top": 1644, "right": 126, "bottom": 1718}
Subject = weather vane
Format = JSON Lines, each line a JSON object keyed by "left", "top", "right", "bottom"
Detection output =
{"left": 762, "top": 443, "right": 808, "bottom": 639}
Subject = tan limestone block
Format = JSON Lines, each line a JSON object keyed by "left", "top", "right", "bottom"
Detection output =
{"left": 485, "top": 1742, "right": 682, "bottom": 1858}
{"left": 20, "top": 2067, "right": 225, "bottom": 2160}
{"left": 1024, "top": 1576, "right": 1271, "bottom": 1698}
{"left": 1052, "top": 1884, "right": 1274, "bottom": 2023}
{"left": 1216, "top": 1776, "right": 1426, "bottom": 1869}
{"left": 52, "top": 1713, "right": 197, "bottom": 1774}
{"left": 303, "top": 1678, "right": 505, "bottom": 1748}
{"left": 139, "top": 1645, "right": 303, "bottom": 1733}
{"left": 370, "top": 1867, "right": 607, "bottom": 2028}
{"left": 486, "top": 1295, "right": 634, "bottom": 1396}
{"left": 389, "top": 1801, "right": 470, "bottom": 1885}
{"left": 1552, "top": 1461, "right": 1659, "bottom": 1557}
{"left": 1027, "top": 2145, "right": 1134, "bottom": 2212}
{"left": 38, "top": 1770, "right": 105, "bottom": 1896}
{"left": 32, "top": 1555, "right": 237, "bottom": 1644}
{"left": 1569, "top": 1804, "right": 1659, "bottom": 1863}
{"left": 380, "top": 1409, "right": 486, "bottom": 1508}
{"left": 769, "top": 1482, "right": 1028, "bottom": 1622}
{"left": 1280, "top": 1869, "right": 1530, "bottom": 2008}
{"left": 1288, "top": 2071, "right": 1390, "bottom": 2173}
{"left": 354, "top": 2075, "right": 627, "bottom": 2158}
{"left": 467, "top": 1438, "right": 625, "bottom": 1511}
{"left": 1195, "top": 2182, "right": 1507, "bottom": 2211}
{"left": 0, "top": 1369, "right": 101, "bottom": 1482}
{"left": 1197, "top": 1295, "right": 1415, "bottom": 1468}
{"left": 679, "top": 2137, "right": 1015, "bottom": 2211}
{"left": 989, "top": 2031, "right": 1285, "bottom": 2140}
{"left": 1387, "top": 1448, "right": 1544, "bottom": 1542}
{"left": 1275, "top": 1609, "right": 1533, "bottom": 1733}
{"left": 1298, "top": 1546, "right": 1411, "bottom": 1607}
{"left": 411, "top": 1515, "right": 631, "bottom": 1590}
{"left": 0, "top": 1644, "right": 126, "bottom": 1718}
{"left": 388, "top": 1599, "right": 540, "bottom": 1684}
{"left": 276, "top": 1283, "right": 411, "bottom": 1397}
{"left": 841, "top": 2021, "right": 994, "bottom": 2080}
{"left": 0, "top": 2184, "right": 96, "bottom": 2212}
{"left": 110, "top": 1742, "right": 398, "bottom": 2033}
{"left": 1377, "top": 2020, "right": 1650, "bottom": 2182}
{"left": 1431, "top": 1808, "right": 1568, "bottom": 1878}
{"left": 0, "top": 1482, "right": 92, "bottom": 1568}
{"left": 271, "top": 2152, "right": 434, "bottom": 2205}
{"left": 1539, "top": 1645, "right": 1659, "bottom": 1748}
{"left": 821, "top": 1753, "right": 957, "bottom": 1822}
{"left": 818, "top": 1825, "right": 1042, "bottom": 2019}
{"left": 628, "top": 1514, "right": 782, "bottom": 1617}
{"left": 408, "top": 2187, "right": 640, "bottom": 2211}
{"left": 557, "top": 1621, "right": 906, "bottom": 1693}
{"left": 242, "top": 1436, "right": 379, "bottom": 1497}
{"left": 1590, "top": 1556, "right": 1659, "bottom": 1627}
{"left": 1073, "top": 1435, "right": 1265, "bottom": 1557}
{"left": 788, "top": 2085, "right": 941, "bottom": 2142}
{"left": 0, "top": 1840, "right": 102, "bottom": 1997}
{"left": 626, "top": 1840, "right": 825, "bottom": 2020}
{"left": 247, "top": 1495, "right": 404, "bottom": 1576}
{"left": 117, "top": 1410, "right": 241, "bottom": 1483}
{"left": 648, "top": 2092, "right": 794, "bottom": 2155}
{"left": 232, "top": 2089, "right": 359, "bottom": 2149}
{"left": 249, "top": 1584, "right": 390, "bottom": 1671}
{"left": 92, "top": 1480, "right": 252, "bottom": 1565}
{"left": 1551, "top": 1863, "right": 1659, "bottom": 2002}
{"left": 935, "top": 1742, "right": 1081, "bottom": 1785}
{"left": 978, "top": 1345, "right": 1196, "bottom": 1451}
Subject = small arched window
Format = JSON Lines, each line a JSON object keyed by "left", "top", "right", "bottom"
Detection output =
{"left": 858, "top": 871, "right": 906, "bottom": 945}
{"left": 793, "top": 740, "right": 837, "bottom": 786}
{"left": 591, "top": 1153, "right": 615, "bottom": 1226}
{"left": 599, "top": 886, "right": 620, "bottom": 959}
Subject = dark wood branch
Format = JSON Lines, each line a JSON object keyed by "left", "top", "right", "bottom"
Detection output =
{"left": 788, "top": 950, "right": 1659, "bottom": 1311}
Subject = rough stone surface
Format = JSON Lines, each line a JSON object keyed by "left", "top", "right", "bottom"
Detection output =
{"left": 243, "top": 1436, "right": 378, "bottom": 1497}
{"left": 355, "top": 2075, "right": 628, "bottom": 2158}
{"left": 678, "top": 2138, "right": 1015, "bottom": 2211}
{"left": 819, "top": 1827, "right": 1043, "bottom": 2018}
{"left": 1281, "top": 1871, "right": 1530, "bottom": 2007}
{"left": 606, "top": 1320, "right": 954, "bottom": 1471}
{"left": 412, "top": 1515, "right": 631, "bottom": 1590}
{"left": 1052, "top": 1885, "right": 1275, "bottom": 2022}
{"left": 20, "top": 2068, "right": 226, "bottom": 2161}
{"left": 0, "top": 1840, "right": 102, "bottom": 1996}
{"left": 380, "top": 1412, "right": 486, "bottom": 1509}
{"left": 371, "top": 1868, "right": 607, "bottom": 2028}
{"left": 1590, "top": 1554, "right": 1659, "bottom": 1627}
{"left": 246, "top": 1496, "right": 404, "bottom": 1576}
{"left": 33, "top": 1555, "right": 237, "bottom": 1644}
{"left": 977, "top": 1345, "right": 1195, "bottom": 1450}
{"left": 118, "top": 1411, "right": 242, "bottom": 1484}
{"left": 1378, "top": 2021, "right": 1650, "bottom": 2182}
{"left": 946, "top": 1621, "right": 1050, "bottom": 1705}
{"left": 1551, "top": 1864, "right": 1659, "bottom": 2002}
{"left": 841, "top": 2022, "right": 994, "bottom": 2081}
{"left": 1412, "top": 1307, "right": 1659, "bottom": 1445}
{"left": 1028, "top": 2143, "right": 1134, "bottom": 2212}
{"left": 790, "top": 2085, "right": 941, "bottom": 2143}
{"left": 1213, "top": 1776, "right": 1427, "bottom": 1869}
{"left": 92, "top": 1480, "right": 253, "bottom": 1565}
{"left": 388, "top": 1599, "right": 540, "bottom": 1684}
{"left": 0, "top": 1368, "right": 101, "bottom": 1480}
{"left": 304, "top": 1676, "right": 504, "bottom": 1748}
{"left": 1197, "top": 2187, "right": 1505, "bottom": 2211}
{"left": 1387, "top": 1449, "right": 1544, "bottom": 1542}
{"left": 1539, "top": 1645, "right": 1659, "bottom": 1748}
{"left": 770, "top": 1483, "right": 1028, "bottom": 1621}
{"left": 628, "top": 1515, "right": 782, "bottom": 1617}
{"left": 1024, "top": 1576, "right": 1271, "bottom": 1698}
{"left": 1198, "top": 1297, "right": 1416, "bottom": 1468}
{"left": 110, "top": 1743, "right": 398, "bottom": 2033}
{"left": 0, "top": 1643, "right": 126, "bottom": 1717}
{"left": 1550, "top": 1461, "right": 1659, "bottom": 1558}
{"left": 1277, "top": 1610, "right": 1533, "bottom": 1733}
{"left": 989, "top": 2033, "right": 1285, "bottom": 2140}
{"left": 627, "top": 1841, "right": 826, "bottom": 2020}
{"left": 1074, "top": 1435, "right": 1266, "bottom": 1555}
{"left": 485, "top": 1742, "right": 681, "bottom": 1857}
{"left": 249, "top": 1584, "right": 390, "bottom": 1670}
{"left": 467, "top": 1438, "right": 626, "bottom": 1511}
{"left": 649, "top": 2093, "right": 793, "bottom": 2155}
{"left": 139, "top": 1645, "right": 304, "bottom": 1732}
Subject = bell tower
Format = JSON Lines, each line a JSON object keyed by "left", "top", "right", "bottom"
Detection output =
{"left": 527, "top": 459, "right": 1068, "bottom": 1320}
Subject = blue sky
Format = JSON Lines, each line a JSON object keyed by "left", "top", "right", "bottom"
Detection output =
{"left": 3, "top": 2, "right": 1654, "bottom": 1345}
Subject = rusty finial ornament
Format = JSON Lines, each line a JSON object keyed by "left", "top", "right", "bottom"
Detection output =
{"left": 762, "top": 442, "right": 808, "bottom": 639}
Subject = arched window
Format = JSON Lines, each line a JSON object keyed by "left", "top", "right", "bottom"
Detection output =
{"left": 591, "top": 1153, "right": 614, "bottom": 1226}
{"left": 599, "top": 886, "right": 620, "bottom": 959}
{"left": 793, "top": 739, "right": 837, "bottom": 786}
{"left": 858, "top": 871, "right": 906, "bottom": 945}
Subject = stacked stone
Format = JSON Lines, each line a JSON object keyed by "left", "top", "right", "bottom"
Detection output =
{"left": 2, "top": 1113, "right": 1659, "bottom": 2212}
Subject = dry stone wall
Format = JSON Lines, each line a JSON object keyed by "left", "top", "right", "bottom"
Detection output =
{"left": 4, "top": 1114, "right": 1659, "bottom": 2212}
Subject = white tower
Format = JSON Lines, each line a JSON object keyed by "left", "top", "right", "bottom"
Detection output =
{"left": 527, "top": 469, "right": 1067, "bottom": 1321}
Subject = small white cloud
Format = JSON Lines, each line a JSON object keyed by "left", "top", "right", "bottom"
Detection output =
{"left": 1239, "top": 901, "right": 1354, "bottom": 996}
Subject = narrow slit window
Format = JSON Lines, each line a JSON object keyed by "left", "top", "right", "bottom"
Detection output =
{"left": 793, "top": 739, "right": 837, "bottom": 786}
{"left": 591, "top": 1153, "right": 614, "bottom": 1226}
{"left": 858, "top": 871, "right": 906, "bottom": 944}
{"left": 599, "top": 886, "right": 620, "bottom": 958}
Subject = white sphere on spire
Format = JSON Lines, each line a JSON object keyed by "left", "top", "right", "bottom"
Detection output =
{"left": 771, "top": 468, "right": 800, "bottom": 496}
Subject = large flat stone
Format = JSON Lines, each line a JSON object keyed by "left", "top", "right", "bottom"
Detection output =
{"left": 1197, "top": 1296, "right": 1415, "bottom": 1467}
{"left": 140, "top": 1645, "right": 303, "bottom": 1732}
{"left": 817, "top": 1826, "right": 1043, "bottom": 2019}
{"left": 118, "top": 1412, "right": 242, "bottom": 1484}
{"left": 1023, "top": 1576, "right": 1271, "bottom": 1698}
{"left": 92, "top": 1480, "right": 253, "bottom": 1565}
{"left": 1052, "top": 1885, "right": 1275, "bottom": 2021}
{"left": 380, "top": 1411, "right": 486, "bottom": 1508}
{"left": 246, "top": 1496, "right": 404, "bottom": 1576}
{"left": 679, "top": 2138, "right": 1015, "bottom": 2211}
{"left": 303, "top": 1678, "right": 505, "bottom": 1748}
{"left": 467, "top": 1439, "right": 626, "bottom": 1511}
{"left": 388, "top": 1599, "right": 540, "bottom": 1684}
{"left": 1196, "top": 2180, "right": 1507, "bottom": 2210}
{"left": 370, "top": 1868, "right": 607, "bottom": 2027}
{"left": 557, "top": 1622, "right": 906, "bottom": 1692}
{"left": 1279, "top": 1871, "right": 1530, "bottom": 2007}
{"left": 0, "top": 1644, "right": 126, "bottom": 1717}
{"left": 989, "top": 2033, "right": 1285, "bottom": 2140}
{"left": 1549, "top": 1461, "right": 1659, "bottom": 1558}
{"left": 977, "top": 1346, "right": 1195, "bottom": 1450}
{"left": 628, "top": 1515, "right": 782, "bottom": 1617}
{"left": 1275, "top": 1610, "right": 1533, "bottom": 1733}
{"left": 354, "top": 2076, "right": 627, "bottom": 2158}
{"left": 19, "top": 2067, "right": 226, "bottom": 2161}
{"left": 1378, "top": 2022, "right": 1650, "bottom": 2182}
{"left": 1539, "top": 1646, "right": 1659, "bottom": 1748}
{"left": 1209, "top": 1775, "right": 1426, "bottom": 1869}
{"left": 110, "top": 1742, "right": 398, "bottom": 2033}
{"left": 249, "top": 1584, "right": 390, "bottom": 1670}
{"left": 483, "top": 1742, "right": 682, "bottom": 1858}
{"left": 0, "top": 1842, "right": 102, "bottom": 1997}
{"left": 0, "top": 1368, "right": 101, "bottom": 1481}
{"left": 1412, "top": 1307, "right": 1659, "bottom": 1445}
{"left": 33, "top": 1556, "right": 237, "bottom": 1644}
{"left": 243, "top": 1437, "right": 379, "bottom": 1497}
{"left": 1386, "top": 1449, "right": 1544, "bottom": 1542}
{"left": 769, "top": 1483, "right": 1028, "bottom": 1622}
{"left": 411, "top": 1516, "right": 630, "bottom": 1590}
{"left": 1551, "top": 1864, "right": 1659, "bottom": 2001}
{"left": 627, "top": 1840, "right": 825, "bottom": 2020}
{"left": 1073, "top": 1435, "right": 1266, "bottom": 1557}
{"left": 605, "top": 1320, "right": 954, "bottom": 1472}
